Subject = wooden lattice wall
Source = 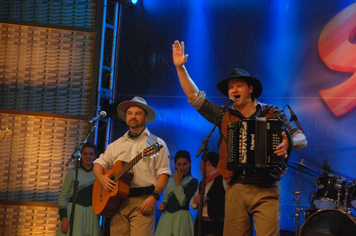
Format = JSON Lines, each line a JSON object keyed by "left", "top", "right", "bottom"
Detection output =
{"left": 0, "top": 0, "right": 100, "bottom": 235}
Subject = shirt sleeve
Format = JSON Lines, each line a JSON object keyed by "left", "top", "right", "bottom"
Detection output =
{"left": 189, "top": 181, "right": 200, "bottom": 210}
{"left": 93, "top": 139, "right": 121, "bottom": 169}
{"left": 154, "top": 137, "right": 172, "bottom": 178}
{"left": 189, "top": 91, "right": 222, "bottom": 125}
{"left": 272, "top": 105, "right": 300, "bottom": 135}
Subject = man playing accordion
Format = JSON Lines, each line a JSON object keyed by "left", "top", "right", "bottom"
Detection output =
{"left": 172, "top": 40, "right": 307, "bottom": 236}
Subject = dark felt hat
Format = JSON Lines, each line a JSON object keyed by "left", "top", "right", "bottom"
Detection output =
{"left": 216, "top": 68, "right": 263, "bottom": 98}
{"left": 117, "top": 97, "right": 156, "bottom": 124}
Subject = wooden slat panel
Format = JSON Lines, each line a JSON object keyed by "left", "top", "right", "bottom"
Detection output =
{"left": 0, "top": 201, "right": 59, "bottom": 236}
{"left": 0, "top": 23, "right": 95, "bottom": 115}
{"left": 0, "top": 0, "right": 97, "bottom": 29}
{"left": 0, "top": 113, "right": 87, "bottom": 202}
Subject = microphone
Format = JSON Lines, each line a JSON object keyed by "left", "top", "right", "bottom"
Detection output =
{"left": 322, "top": 160, "right": 331, "bottom": 174}
{"left": 287, "top": 105, "right": 304, "bottom": 133}
{"left": 89, "top": 111, "right": 107, "bottom": 123}
{"left": 221, "top": 95, "right": 240, "bottom": 109}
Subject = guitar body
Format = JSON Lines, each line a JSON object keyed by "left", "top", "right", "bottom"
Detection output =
{"left": 92, "top": 142, "right": 162, "bottom": 217}
{"left": 92, "top": 161, "right": 133, "bottom": 217}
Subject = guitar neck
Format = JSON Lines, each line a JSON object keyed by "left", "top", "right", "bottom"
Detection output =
{"left": 113, "top": 152, "right": 143, "bottom": 181}
{"left": 0, "top": 129, "right": 12, "bottom": 142}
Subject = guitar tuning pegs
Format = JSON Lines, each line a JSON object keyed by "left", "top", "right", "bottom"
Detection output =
{"left": 149, "top": 154, "right": 156, "bottom": 159}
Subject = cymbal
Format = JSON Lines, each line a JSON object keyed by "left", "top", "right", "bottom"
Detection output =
{"left": 287, "top": 161, "right": 320, "bottom": 177}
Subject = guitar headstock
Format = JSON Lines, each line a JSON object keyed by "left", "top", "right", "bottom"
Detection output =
{"left": 143, "top": 143, "right": 163, "bottom": 159}
{"left": 0, "top": 128, "right": 12, "bottom": 142}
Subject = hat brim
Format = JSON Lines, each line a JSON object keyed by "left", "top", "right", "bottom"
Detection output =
{"left": 216, "top": 75, "right": 262, "bottom": 98}
{"left": 117, "top": 101, "right": 156, "bottom": 124}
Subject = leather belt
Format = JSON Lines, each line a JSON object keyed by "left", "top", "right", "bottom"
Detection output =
{"left": 128, "top": 186, "right": 154, "bottom": 197}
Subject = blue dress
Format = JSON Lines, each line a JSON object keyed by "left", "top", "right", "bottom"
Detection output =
{"left": 155, "top": 175, "right": 198, "bottom": 236}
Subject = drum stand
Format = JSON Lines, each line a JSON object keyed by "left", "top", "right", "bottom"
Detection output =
{"left": 337, "top": 182, "right": 350, "bottom": 212}
{"left": 292, "top": 161, "right": 306, "bottom": 236}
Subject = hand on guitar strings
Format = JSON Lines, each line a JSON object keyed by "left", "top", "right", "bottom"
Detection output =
{"left": 98, "top": 172, "right": 116, "bottom": 192}
{"left": 274, "top": 131, "right": 289, "bottom": 159}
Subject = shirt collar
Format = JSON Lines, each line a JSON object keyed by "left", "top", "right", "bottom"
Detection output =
{"left": 125, "top": 127, "right": 149, "bottom": 140}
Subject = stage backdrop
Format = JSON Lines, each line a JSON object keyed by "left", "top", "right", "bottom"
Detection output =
{"left": 112, "top": 0, "right": 356, "bottom": 232}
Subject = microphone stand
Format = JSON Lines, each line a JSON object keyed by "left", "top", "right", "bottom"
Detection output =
{"left": 196, "top": 106, "right": 227, "bottom": 236}
{"left": 66, "top": 121, "right": 98, "bottom": 236}
{"left": 292, "top": 160, "right": 305, "bottom": 236}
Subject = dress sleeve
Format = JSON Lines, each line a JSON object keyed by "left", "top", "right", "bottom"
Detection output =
{"left": 173, "top": 178, "right": 199, "bottom": 207}
{"left": 58, "top": 169, "right": 74, "bottom": 220}
{"left": 161, "top": 182, "right": 169, "bottom": 203}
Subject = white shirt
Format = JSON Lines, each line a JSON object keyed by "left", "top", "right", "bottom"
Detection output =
{"left": 94, "top": 128, "right": 171, "bottom": 188}
{"left": 189, "top": 169, "right": 227, "bottom": 217}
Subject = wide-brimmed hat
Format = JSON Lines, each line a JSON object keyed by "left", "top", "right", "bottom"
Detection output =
{"left": 117, "top": 97, "right": 156, "bottom": 124}
{"left": 216, "top": 68, "right": 263, "bottom": 98}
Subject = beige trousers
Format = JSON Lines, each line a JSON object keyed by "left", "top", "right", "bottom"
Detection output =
{"left": 110, "top": 195, "right": 155, "bottom": 236}
{"left": 224, "top": 182, "right": 280, "bottom": 236}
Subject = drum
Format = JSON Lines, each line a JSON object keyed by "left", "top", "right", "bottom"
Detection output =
{"left": 350, "top": 182, "right": 356, "bottom": 209}
{"left": 312, "top": 174, "right": 348, "bottom": 209}
{"left": 299, "top": 209, "right": 356, "bottom": 236}
{"left": 303, "top": 207, "right": 317, "bottom": 220}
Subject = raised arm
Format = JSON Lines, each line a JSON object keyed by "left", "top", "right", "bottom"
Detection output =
{"left": 172, "top": 40, "right": 200, "bottom": 102}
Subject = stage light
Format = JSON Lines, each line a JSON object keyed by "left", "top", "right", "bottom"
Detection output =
{"left": 111, "top": 0, "right": 138, "bottom": 6}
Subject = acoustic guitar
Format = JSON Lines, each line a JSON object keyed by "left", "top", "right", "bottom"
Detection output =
{"left": 0, "top": 128, "right": 12, "bottom": 142}
{"left": 92, "top": 142, "right": 162, "bottom": 217}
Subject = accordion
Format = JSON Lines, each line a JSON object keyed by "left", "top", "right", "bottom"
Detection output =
{"left": 227, "top": 117, "right": 289, "bottom": 171}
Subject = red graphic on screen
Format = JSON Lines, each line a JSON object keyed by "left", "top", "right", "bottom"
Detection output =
{"left": 318, "top": 3, "right": 356, "bottom": 116}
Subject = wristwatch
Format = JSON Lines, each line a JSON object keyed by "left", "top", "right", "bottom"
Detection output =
{"left": 151, "top": 192, "right": 160, "bottom": 201}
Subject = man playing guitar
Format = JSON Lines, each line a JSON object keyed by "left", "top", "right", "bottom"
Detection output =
{"left": 93, "top": 97, "right": 171, "bottom": 236}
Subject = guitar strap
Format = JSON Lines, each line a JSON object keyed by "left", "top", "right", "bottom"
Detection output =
{"left": 146, "top": 133, "right": 158, "bottom": 147}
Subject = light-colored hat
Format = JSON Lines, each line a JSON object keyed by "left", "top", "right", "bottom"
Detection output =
{"left": 117, "top": 97, "right": 156, "bottom": 124}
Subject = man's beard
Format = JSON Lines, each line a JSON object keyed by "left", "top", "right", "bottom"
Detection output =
{"left": 128, "top": 119, "right": 144, "bottom": 129}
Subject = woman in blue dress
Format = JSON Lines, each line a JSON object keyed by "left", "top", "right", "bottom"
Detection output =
{"left": 56, "top": 142, "right": 101, "bottom": 236}
{"left": 155, "top": 150, "right": 198, "bottom": 236}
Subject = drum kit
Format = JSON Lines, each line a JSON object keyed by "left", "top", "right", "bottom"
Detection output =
{"left": 288, "top": 159, "right": 356, "bottom": 236}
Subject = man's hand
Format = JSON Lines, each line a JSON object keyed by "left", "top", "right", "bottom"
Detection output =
{"left": 98, "top": 173, "right": 116, "bottom": 192}
{"left": 274, "top": 131, "right": 289, "bottom": 158}
{"left": 172, "top": 40, "right": 188, "bottom": 68}
{"left": 193, "top": 195, "right": 208, "bottom": 204}
{"left": 139, "top": 195, "right": 157, "bottom": 215}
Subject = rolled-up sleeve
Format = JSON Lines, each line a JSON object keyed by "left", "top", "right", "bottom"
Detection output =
{"left": 155, "top": 138, "right": 172, "bottom": 178}
{"left": 189, "top": 91, "right": 206, "bottom": 110}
